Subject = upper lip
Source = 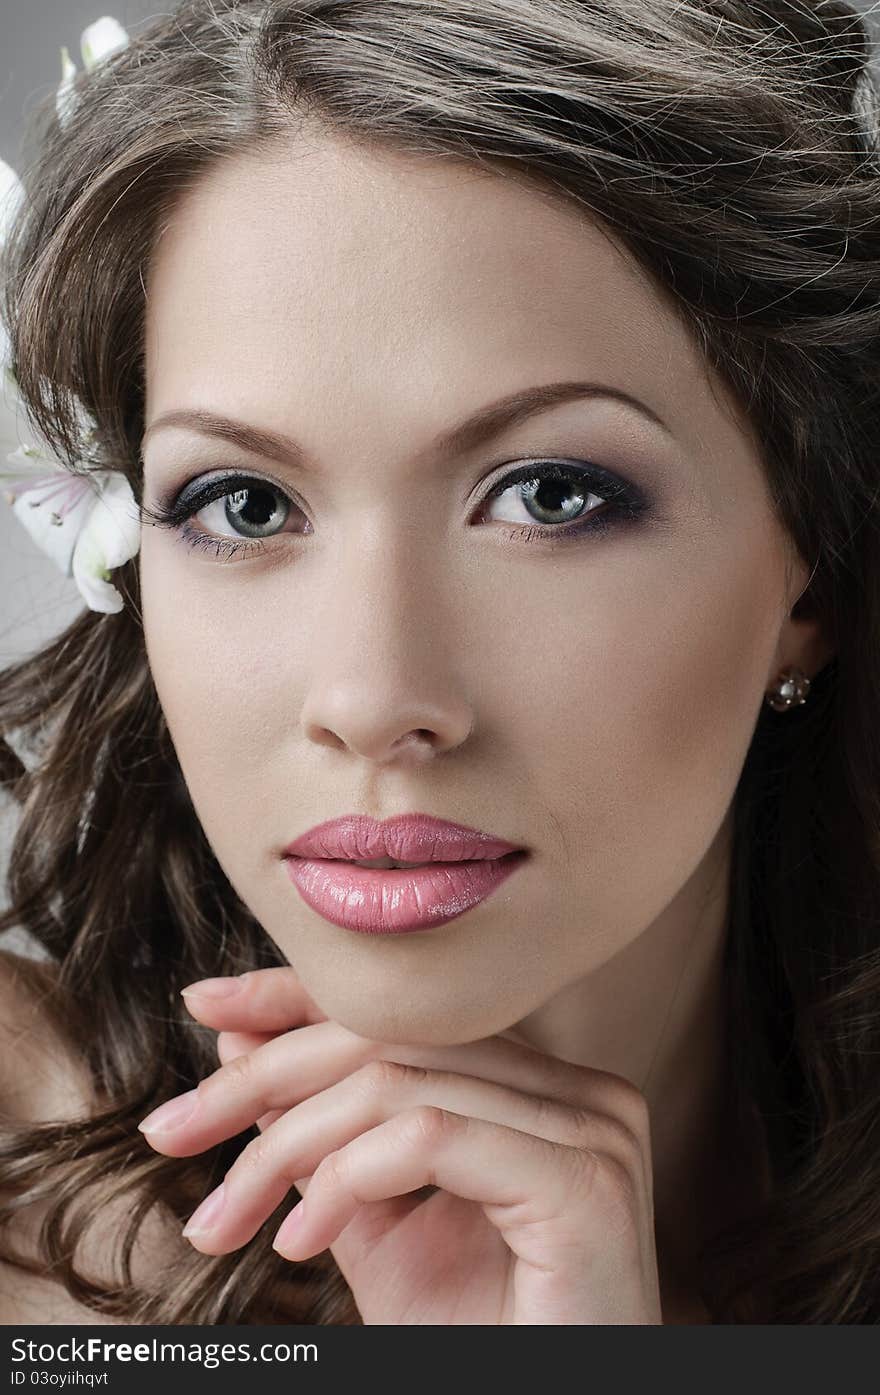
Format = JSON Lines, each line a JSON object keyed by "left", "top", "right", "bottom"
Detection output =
{"left": 282, "top": 814, "right": 526, "bottom": 863}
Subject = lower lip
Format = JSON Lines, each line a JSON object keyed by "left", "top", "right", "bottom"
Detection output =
{"left": 283, "top": 852, "right": 528, "bottom": 934}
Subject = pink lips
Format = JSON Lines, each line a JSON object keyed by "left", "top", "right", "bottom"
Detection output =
{"left": 282, "top": 813, "right": 528, "bottom": 934}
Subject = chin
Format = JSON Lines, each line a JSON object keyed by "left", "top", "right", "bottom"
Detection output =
{"left": 311, "top": 988, "right": 512, "bottom": 1048}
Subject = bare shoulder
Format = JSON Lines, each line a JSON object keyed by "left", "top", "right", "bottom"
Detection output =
{"left": 0, "top": 948, "right": 182, "bottom": 1324}
{"left": 0, "top": 948, "right": 93, "bottom": 1121}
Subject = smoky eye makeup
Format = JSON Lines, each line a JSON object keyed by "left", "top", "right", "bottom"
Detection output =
{"left": 138, "top": 451, "right": 659, "bottom": 564}
{"left": 140, "top": 468, "right": 300, "bottom": 562}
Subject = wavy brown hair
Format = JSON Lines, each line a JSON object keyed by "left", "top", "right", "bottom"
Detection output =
{"left": 1, "top": 0, "right": 879, "bottom": 1324}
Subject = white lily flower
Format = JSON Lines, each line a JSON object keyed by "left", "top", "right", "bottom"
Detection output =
{"left": 80, "top": 16, "right": 130, "bottom": 70}
{"left": 56, "top": 16, "right": 130, "bottom": 130}
{"left": 1, "top": 444, "right": 140, "bottom": 614}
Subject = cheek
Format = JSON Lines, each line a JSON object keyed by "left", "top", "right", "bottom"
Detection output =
{"left": 503, "top": 525, "right": 784, "bottom": 940}
{"left": 138, "top": 545, "right": 285, "bottom": 851}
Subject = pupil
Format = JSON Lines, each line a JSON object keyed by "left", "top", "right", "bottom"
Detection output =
{"left": 226, "top": 487, "right": 285, "bottom": 534}
{"left": 528, "top": 477, "right": 586, "bottom": 523}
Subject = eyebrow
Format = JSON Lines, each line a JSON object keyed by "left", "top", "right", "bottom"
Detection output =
{"left": 140, "top": 379, "right": 673, "bottom": 466}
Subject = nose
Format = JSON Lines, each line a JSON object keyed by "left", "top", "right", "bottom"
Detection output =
{"left": 298, "top": 533, "right": 475, "bottom": 767}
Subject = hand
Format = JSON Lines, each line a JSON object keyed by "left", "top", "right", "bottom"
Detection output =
{"left": 138, "top": 967, "right": 663, "bottom": 1324}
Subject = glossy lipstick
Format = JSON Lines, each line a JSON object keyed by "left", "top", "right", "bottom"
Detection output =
{"left": 282, "top": 814, "right": 528, "bottom": 934}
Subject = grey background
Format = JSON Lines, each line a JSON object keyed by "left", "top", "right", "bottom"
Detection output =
{"left": 0, "top": 1, "right": 878, "bottom": 955}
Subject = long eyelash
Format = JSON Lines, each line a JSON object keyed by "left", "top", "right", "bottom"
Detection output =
{"left": 140, "top": 461, "right": 648, "bottom": 562}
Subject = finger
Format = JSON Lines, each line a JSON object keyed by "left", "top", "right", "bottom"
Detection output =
{"left": 138, "top": 1020, "right": 386, "bottom": 1153}
{"left": 198, "top": 1040, "right": 422, "bottom": 1241}
{"left": 177, "top": 1060, "right": 647, "bottom": 1256}
{"left": 216, "top": 1030, "right": 279, "bottom": 1062}
{"left": 398, "top": 1035, "right": 651, "bottom": 1152}
{"left": 271, "top": 1108, "right": 642, "bottom": 1290}
{"left": 180, "top": 966, "right": 327, "bottom": 1032}
{"left": 139, "top": 1020, "right": 651, "bottom": 1186}
{"left": 216, "top": 1031, "right": 287, "bottom": 1132}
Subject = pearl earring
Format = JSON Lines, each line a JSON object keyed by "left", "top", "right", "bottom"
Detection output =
{"left": 764, "top": 666, "right": 811, "bottom": 712}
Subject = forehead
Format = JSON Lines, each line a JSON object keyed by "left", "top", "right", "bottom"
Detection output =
{"left": 142, "top": 131, "right": 745, "bottom": 465}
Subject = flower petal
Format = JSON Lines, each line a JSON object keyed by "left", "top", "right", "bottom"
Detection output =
{"left": 71, "top": 548, "right": 125, "bottom": 612}
{"left": 85, "top": 471, "right": 141, "bottom": 568}
{"left": 55, "top": 46, "right": 79, "bottom": 131}
{"left": 80, "top": 17, "right": 130, "bottom": 71}
{"left": 71, "top": 472, "right": 141, "bottom": 613}
{"left": 9, "top": 469, "right": 98, "bottom": 575}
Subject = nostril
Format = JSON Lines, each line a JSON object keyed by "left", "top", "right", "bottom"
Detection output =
{"left": 388, "top": 731, "right": 437, "bottom": 762}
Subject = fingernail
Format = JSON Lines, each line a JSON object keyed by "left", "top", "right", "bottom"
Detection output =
{"left": 273, "top": 1199, "right": 305, "bottom": 1252}
{"left": 137, "top": 1088, "right": 199, "bottom": 1134}
{"left": 182, "top": 1182, "right": 227, "bottom": 1237}
{"left": 180, "top": 976, "right": 247, "bottom": 1000}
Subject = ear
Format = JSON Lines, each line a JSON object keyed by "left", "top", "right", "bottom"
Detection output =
{"left": 766, "top": 554, "right": 836, "bottom": 687}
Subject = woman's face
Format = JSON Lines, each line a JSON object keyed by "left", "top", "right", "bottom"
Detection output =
{"left": 139, "top": 130, "right": 816, "bottom": 1046}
